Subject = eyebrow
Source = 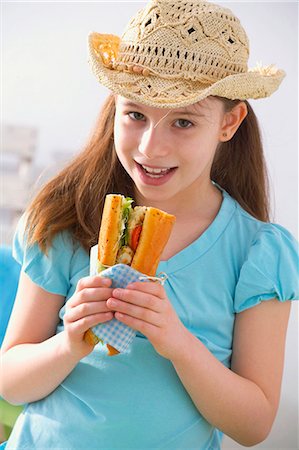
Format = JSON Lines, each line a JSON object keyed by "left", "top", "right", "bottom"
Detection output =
{"left": 120, "top": 101, "right": 205, "bottom": 118}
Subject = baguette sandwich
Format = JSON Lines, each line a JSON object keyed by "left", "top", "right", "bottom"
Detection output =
{"left": 97, "top": 194, "right": 176, "bottom": 276}
{"left": 84, "top": 194, "right": 175, "bottom": 354}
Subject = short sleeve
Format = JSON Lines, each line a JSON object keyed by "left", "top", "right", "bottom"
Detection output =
{"left": 12, "top": 215, "right": 74, "bottom": 296}
{"left": 234, "top": 223, "right": 299, "bottom": 313}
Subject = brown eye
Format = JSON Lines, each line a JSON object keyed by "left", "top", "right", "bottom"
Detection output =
{"left": 128, "top": 112, "right": 145, "bottom": 121}
{"left": 175, "top": 119, "right": 193, "bottom": 129}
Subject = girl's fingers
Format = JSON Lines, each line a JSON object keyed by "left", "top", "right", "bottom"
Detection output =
{"left": 126, "top": 281, "right": 166, "bottom": 298}
{"left": 64, "top": 300, "right": 111, "bottom": 323}
{"left": 76, "top": 276, "right": 112, "bottom": 293}
{"left": 67, "top": 311, "right": 114, "bottom": 337}
{"left": 107, "top": 298, "right": 161, "bottom": 327}
{"left": 69, "top": 287, "right": 114, "bottom": 308}
{"left": 110, "top": 285, "right": 165, "bottom": 312}
{"left": 114, "top": 312, "right": 158, "bottom": 338}
{"left": 64, "top": 277, "right": 114, "bottom": 346}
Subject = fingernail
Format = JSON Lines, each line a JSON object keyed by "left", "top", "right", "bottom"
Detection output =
{"left": 101, "top": 278, "right": 111, "bottom": 285}
{"left": 113, "top": 288, "right": 121, "bottom": 296}
{"left": 108, "top": 299, "right": 117, "bottom": 307}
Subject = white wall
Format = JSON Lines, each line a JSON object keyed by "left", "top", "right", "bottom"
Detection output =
{"left": 2, "top": 1, "right": 298, "bottom": 448}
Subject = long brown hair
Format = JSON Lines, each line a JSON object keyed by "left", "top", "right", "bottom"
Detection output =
{"left": 26, "top": 94, "right": 269, "bottom": 253}
{"left": 26, "top": 95, "right": 134, "bottom": 253}
{"left": 211, "top": 98, "right": 270, "bottom": 222}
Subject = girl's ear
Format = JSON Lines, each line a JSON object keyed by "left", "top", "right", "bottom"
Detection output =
{"left": 219, "top": 101, "right": 248, "bottom": 142}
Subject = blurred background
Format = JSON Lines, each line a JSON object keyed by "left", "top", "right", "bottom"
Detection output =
{"left": 1, "top": 1, "right": 298, "bottom": 448}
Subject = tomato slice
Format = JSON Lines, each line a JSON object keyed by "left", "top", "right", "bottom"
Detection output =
{"left": 131, "top": 225, "right": 142, "bottom": 251}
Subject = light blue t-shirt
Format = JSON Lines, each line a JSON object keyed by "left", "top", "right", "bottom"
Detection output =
{"left": 7, "top": 188, "right": 299, "bottom": 450}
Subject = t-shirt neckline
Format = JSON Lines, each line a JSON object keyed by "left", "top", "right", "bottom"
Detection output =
{"left": 157, "top": 187, "right": 236, "bottom": 275}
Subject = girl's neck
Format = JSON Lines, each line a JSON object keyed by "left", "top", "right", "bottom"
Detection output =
{"left": 157, "top": 181, "right": 223, "bottom": 261}
{"left": 134, "top": 179, "right": 222, "bottom": 222}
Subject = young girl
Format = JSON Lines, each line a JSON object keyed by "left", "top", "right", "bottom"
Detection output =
{"left": 1, "top": 0, "right": 298, "bottom": 449}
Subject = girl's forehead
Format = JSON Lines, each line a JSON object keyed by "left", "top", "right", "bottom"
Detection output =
{"left": 115, "top": 95, "right": 222, "bottom": 116}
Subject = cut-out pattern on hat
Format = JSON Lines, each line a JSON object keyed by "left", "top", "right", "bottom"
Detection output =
{"left": 118, "top": 0, "right": 249, "bottom": 83}
{"left": 88, "top": 0, "right": 286, "bottom": 107}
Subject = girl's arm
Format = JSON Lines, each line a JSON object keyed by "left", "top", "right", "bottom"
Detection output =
{"left": 171, "top": 299, "right": 291, "bottom": 446}
{"left": 0, "top": 272, "right": 113, "bottom": 405}
{"left": 108, "top": 282, "right": 291, "bottom": 446}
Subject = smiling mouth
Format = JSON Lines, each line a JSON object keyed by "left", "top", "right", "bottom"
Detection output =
{"left": 137, "top": 163, "right": 177, "bottom": 178}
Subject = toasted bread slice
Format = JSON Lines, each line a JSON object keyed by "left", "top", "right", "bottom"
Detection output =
{"left": 131, "top": 207, "right": 175, "bottom": 276}
{"left": 98, "top": 194, "right": 123, "bottom": 266}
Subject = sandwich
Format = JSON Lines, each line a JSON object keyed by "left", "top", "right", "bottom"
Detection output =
{"left": 96, "top": 194, "right": 176, "bottom": 276}
{"left": 84, "top": 194, "right": 175, "bottom": 354}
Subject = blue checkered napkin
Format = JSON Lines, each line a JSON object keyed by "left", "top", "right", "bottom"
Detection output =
{"left": 90, "top": 256, "right": 150, "bottom": 354}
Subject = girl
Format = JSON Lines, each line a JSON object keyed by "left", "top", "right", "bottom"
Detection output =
{"left": 1, "top": 0, "right": 298, "bottom": 449}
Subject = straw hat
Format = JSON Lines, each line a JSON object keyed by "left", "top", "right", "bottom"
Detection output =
{"left": 88, "top": 0, "right": 285, "bottom": 108}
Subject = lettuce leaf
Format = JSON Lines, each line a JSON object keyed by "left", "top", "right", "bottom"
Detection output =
{"left": 120, "top": 197, "right": 133, "bottom": 247}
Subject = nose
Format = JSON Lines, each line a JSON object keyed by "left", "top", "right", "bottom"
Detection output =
{"left": 138, "top": 125, "right": 169, "bottom": 159}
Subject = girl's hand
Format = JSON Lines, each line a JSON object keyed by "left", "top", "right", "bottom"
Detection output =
{"left": 107, "top": 282, "right": 188, "bottom": 360}
{"left": 63, "top": 276, "right": 114, "bottom": 358}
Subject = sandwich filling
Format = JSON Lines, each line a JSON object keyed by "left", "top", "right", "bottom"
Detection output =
{"left": 116, "top": 197, "right": 146, "bottom": 265}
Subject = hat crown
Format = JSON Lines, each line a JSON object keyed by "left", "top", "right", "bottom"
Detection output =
{"left": 119, "top": 0, "right": 250, "bottom": 82}
{"left": 88, "top": 0, "right": 285, "bottom": 107}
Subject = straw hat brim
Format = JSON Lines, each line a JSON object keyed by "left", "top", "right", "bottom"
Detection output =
{"left": 88, "top": 32, "right": 286, "bottom": 109}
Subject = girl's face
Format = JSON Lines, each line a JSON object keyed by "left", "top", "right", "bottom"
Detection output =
{"left": 114, "top": 95, "right": 226, "bottom": 207}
